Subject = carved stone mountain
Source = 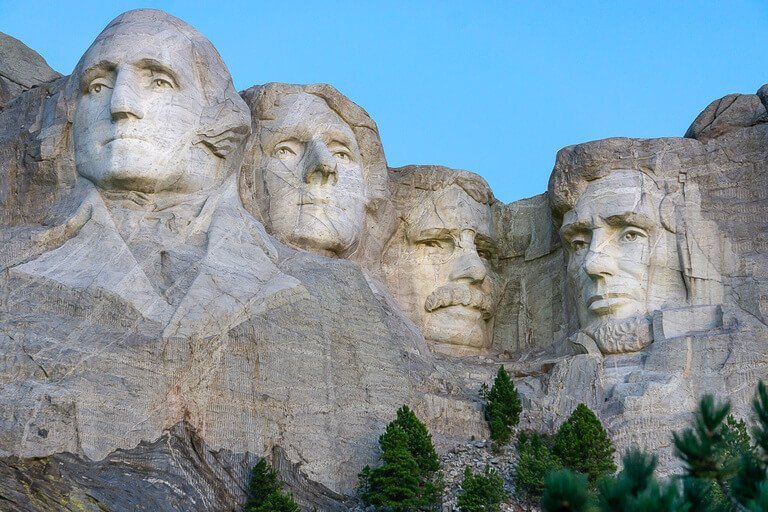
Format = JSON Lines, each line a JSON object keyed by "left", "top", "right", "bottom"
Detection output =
{"left": 1, "top": 9, "right": 768, "bottom": 511}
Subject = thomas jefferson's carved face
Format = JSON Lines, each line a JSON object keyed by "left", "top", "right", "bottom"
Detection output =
{"left": 560, "top": 170, "right": 684, "bottom": 329}
{"left": 73, "top": 21, "right": 221, "bottom": 194}
{"left": 256, "top": 92, "right": 367, "bottom": 256}
{"left": 384, "top": 185, "right": 501, "bottom": 351}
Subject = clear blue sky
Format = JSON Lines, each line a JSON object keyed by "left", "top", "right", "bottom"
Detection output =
{"left": 2, "top": 1, "right": 767, "bottom": 203}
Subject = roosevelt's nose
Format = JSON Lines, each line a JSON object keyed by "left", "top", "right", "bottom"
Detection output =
{"left": 448, "top": 232, "right": 487, "bottom": 284}
{"left": 110, "top": 69, "right": 145, "bottom": 121}
{"left": 303, "top": 139, "right": 337, "bottom": 185}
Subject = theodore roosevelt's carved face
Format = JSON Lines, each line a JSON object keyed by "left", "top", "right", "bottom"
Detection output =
{"left": 384, "top": 184, "right": 501, "bottom": 352}
{"left": 72, "top": 19, "right": 221, "bottom": 194}
{"left": 560, "top": 170, "right": 684, "bottom": 330}
{"left": 256, "top": 92, "right": 367, "bottom": 256}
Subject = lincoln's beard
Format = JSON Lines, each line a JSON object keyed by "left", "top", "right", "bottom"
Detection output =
{"left": 583, "top": 315, "right": 654, "bottom": 355}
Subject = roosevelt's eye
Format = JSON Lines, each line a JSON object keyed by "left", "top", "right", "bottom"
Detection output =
{"left": 620, "top": 228, "right": 647, "bottom": 243}
{"left": 152, "top": 78, "right": 173, "bottom": 89}
{"left": 477, "top": 249, "right": 492, "bottom": 260}
{"left": 333, "top": 150, "right": 351, "bottom": 162}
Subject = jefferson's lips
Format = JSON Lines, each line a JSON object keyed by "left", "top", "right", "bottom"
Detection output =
{"left": 587, "top": 292, "right": 633, "bottom": 307}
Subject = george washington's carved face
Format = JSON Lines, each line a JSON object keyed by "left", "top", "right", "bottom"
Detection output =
{"left": 73, "top": 19, "right": 223, "bottom": 194}
{"left": 560, "top": 170, "right": 686, "bottom": 337}
{"left": 256, "top": 92, "right": 367, "bottom": 256}
{"left": 383, "top": 184, "right": 501, "bottom": 352}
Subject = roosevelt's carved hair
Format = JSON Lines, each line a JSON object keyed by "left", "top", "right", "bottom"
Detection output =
{"left": 389, "top": 165, "right": 495, "bottom": 211}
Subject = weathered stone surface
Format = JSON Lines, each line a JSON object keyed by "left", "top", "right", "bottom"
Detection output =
{"left": 0, "top": 32, "right": 61, "bottom": 110}
{"left": 1, "top": 7, "right": 768, "bottom": 511}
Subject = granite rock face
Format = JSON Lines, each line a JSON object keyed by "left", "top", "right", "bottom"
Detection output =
{"left": 1, "top": 8, "right": 768, "bottom": 511}
{"left": 0, "top": 32, "right": 60, "bottom": 110}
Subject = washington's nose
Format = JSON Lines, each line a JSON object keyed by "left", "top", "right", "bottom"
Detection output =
{"left": 449, "top": 238, "right": 487, "bottom": 284}
{"left": 110, "top": 71, "right": 144, "bottom": 121}
{"left": 303, "top": 139, "right": 337, "bottom": 185}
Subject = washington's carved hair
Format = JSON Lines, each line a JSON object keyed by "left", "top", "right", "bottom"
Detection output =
{"left": 54, "top": 9, "right": 251, "bottom": 162}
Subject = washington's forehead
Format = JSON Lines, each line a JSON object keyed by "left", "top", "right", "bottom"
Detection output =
{"left": 407, "top": 186, "right": 492, "bottom": 235}
{"left": 79, "top": 26, "right": 197, "bottom": 73}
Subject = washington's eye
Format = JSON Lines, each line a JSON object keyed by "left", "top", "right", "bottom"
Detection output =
{"left": 152, "top": 78, "right": 173, "bottom": 89}
{"left": 87, "top": 79, "right": 111, "bottom": 94}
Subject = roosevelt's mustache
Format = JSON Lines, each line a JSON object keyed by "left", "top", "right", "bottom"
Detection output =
{"left": 424, "top": 283, "right": 494, "bottom": 319}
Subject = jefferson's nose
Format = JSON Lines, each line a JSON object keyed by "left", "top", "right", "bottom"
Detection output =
{"left": 303, "top": 139, "right": 337, "bottom": 185}
{"left": 110, "top": 70, "right": 145, "bottom": 121}
{"left": 449, "top": 232, "right": 487, "bottom": 284}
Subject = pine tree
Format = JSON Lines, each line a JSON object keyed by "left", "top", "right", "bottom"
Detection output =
{"left": 540, "top": 469, "right": 591, "bottom": 512}
{"left": 515, "top": 431, "right": 563, "bottom": 496}
{"left": 380, "top": 405, "right": 440, "bottom": 473}
{"left": 245, "top": 459, "right": 300, "bottom": 512}
{"left": 363, "top": 426, "right": 424, "bottom": 511}
{"left": 359, "top": 406, "right": 443, "bottom": 511}
{"left": 457, "top": 465, "right": 506, "bottom": 512}
{"left": 553, "top": 403, "right": 616, "bottom": 484}
{"left": 484, "top": 366, "right": 522, "bottom": 446}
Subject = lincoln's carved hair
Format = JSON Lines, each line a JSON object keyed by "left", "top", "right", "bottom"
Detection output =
{"left": 548, "top": 137, "right": 727, "bottom": 306}
{"left": 389, "top": 165, "right": 495, "bottom": 212}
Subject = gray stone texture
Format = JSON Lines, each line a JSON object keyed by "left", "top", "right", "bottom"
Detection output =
{"left": 1, "top": 8, "right": 768, "bottom": 511}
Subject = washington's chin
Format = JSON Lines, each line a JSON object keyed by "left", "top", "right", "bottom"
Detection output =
{"left": 421, "top": 306, "right": 492, "bottom": 350}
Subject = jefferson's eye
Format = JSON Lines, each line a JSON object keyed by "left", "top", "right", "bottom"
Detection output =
{"left": 275, "top": 146, "right": 296, "bottom": 158}
{"left": 420, "top": 240, "right": 444, "bottom": 249}
{"left": 477, "top": 249, "right": 492, "bottom": 260}
{"left": 152, "top": 78, "right": 173, "bottom": 89}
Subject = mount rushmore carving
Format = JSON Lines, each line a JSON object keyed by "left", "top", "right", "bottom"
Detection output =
{"left": 1, "top": 8, "right": 767, "bottom": 511}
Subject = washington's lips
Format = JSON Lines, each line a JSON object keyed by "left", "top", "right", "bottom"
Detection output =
{"left": 424, "top": 283, "right": 494, "bottom": 319}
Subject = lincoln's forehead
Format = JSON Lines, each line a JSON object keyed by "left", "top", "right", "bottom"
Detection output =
{"left": 568, "top": 170, "right": 662, "bottom": 224}
{"left": 406, "top": 185, "right": 492, "bottom": 237}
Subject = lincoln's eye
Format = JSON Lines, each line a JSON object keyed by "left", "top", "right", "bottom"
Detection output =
{"left": 620, "top": 229, "right": 646, "bottom": 243}
{"left": 570, "top": 239, "right": 589, "bottom": 252}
